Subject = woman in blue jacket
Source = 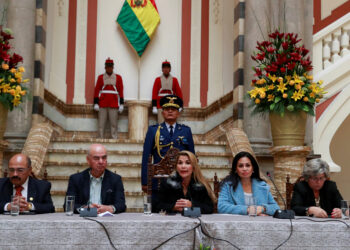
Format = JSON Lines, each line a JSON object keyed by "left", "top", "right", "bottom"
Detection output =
{"left": 218, "top": 151, "right": 279, "bottom": 216}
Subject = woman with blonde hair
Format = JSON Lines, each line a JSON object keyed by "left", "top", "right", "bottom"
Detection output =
{"left": 156, "top": 150, "right": 216, "bottom": 214}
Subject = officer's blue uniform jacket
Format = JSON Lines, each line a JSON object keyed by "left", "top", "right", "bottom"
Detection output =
{"left": 141, "top": 122, "right": 195, "bottom": 186}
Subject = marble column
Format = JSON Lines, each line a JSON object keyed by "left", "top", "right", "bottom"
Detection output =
{"left": 270, "top": 146, "right": 311, "bottom": 207}
{"left": 127, "top": 100, "right": 151, "bottom": 140}
{"left": 4, "top": 0, "right": 36, "bottom": 138}
{"left": 243, "top": 0, "right": 314, "bottom": 153}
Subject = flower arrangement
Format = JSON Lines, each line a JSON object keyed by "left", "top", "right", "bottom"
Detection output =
{"left": 248, "top": 30, "right": 325, "bottom": 116}
{"left": 0, "top": 28, "right": 28, "bottom": 111}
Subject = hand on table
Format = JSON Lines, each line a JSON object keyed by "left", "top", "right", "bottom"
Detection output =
{"left": 90, "top": 203, "right": 114, "bottom": 214}
{"left": 173, "top": 199, "right": 192, "bottom": 212}
{"left": 308, "top": 206, "right": 328, "bottom": 218}
{"left": 331, "top": 208, "right": 342, "bottom": 218}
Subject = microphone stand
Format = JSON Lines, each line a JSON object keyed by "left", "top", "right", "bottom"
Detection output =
{"left": 266, "top": 172, "right": 295, "bottom": 219}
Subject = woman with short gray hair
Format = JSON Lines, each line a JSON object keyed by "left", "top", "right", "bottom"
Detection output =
{"left": 291, "top": 158, "right": 343, "bottom": 218}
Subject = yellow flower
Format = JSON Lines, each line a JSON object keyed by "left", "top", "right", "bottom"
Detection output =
{"left": 260, "top": 92, "right": 266, "bottom": 99}
{"left": 283, "top": 93, "right": 288, "bottom": 98}
{"left": 20, "top": 90, "right": 26, "bottom": 95}
{"left": 9, "top": 89, "right": 15, "bottom": 96}
{"left": 248, "top": 88, "right": 259, "bottom": 98}
{"left": 316, "top": 98, "right": 320, "bottom": 103}
{"left": 22, "top": 79, "right": 29, "bottom": 83}
{"left": 18, "top": 66, "right": 25, "bottom": 73}
{"left": 285, "top": 75, "right": 292, "bottom": 82}
{"left": 12, "top": 96, "right": 21, "bottom": 106}
{"left": 0, "top": 83, "right": 11, "bottom": 93}
{"left": 0, "top": 78, "right": 3, "bottom": 83}
{"left": 295, "top": 84, "right": 301, "bottom": 90}
{"left": 277, "top": 81, "right": 287, "bottom": 93}
{"left": 309, "top": 92, "right": 316, "bottom": 98}
{"left": 10, "top": 68, "right": 16, "bottom": 74}
{"left": 268, "top": 84, "right": 275, "bottom": 90}
{"left": 306, "top": 75, "right": 313, "bottom": 80}
{"left": 255, "top": 98, "right": 260, "bottom": 104}
{"left": 289, "top": 80, "right": 295, "bottom": 86}
{"left": 268, "top": 94, "right": 274, "bottom": 102}
{"left": 256, "top": 78, "right": 266, "bottom": 85}
{"left": 17, "top": 78, "right": 22, "bottom": 83}
{"left": 303, "top": 97, "right": 309, "bottom": 102}
{"left": 2, "top": 63, "right": 9, "bottom": 70}
{"left": 10, "top": 78, "right": 16, "bottom": 83}
{"left": 14, "top": 72, "right": 22, "bottom": 79}
{"left": 278, "top": 77, "right": 283, "bottom": 83}
{"left": 269, "top": 74, "right": 277, "bottom": 83}
{"left": 291, "top": 89, "right": 304, "bottom": 101}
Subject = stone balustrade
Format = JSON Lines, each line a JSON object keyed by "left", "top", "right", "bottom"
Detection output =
{"left": 313, "top": 13, "right": 350, "bottom": 74}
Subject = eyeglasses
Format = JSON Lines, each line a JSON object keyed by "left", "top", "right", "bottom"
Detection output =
{"left": 309, "top": 176, "right": 326, "bottom": 182}
{"left": 8, "top": 168, "right": 29, "bottom": 173}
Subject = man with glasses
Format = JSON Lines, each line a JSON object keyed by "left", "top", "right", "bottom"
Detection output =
{"left": 65, "top": 144, "right": 126, "bottom": 214}
{"left": 0, "top": 154, "right": 55, "bottom": 214}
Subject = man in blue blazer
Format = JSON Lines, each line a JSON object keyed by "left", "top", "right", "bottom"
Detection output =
{"left": 0, "top": 154, "right": 55, "bottom": 214}
{"left": 141, "top": 95, "right": 195, "bottom": 192}
{"left": 65, "top": 144, "right": 126, "bottom": 214}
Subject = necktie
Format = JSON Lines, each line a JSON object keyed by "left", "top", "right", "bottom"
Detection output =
{"left": 15, "top": 186, "right": 23, "bottom": 196}
{"left": 169, "top": 125, "right": 174, "bottom": 137}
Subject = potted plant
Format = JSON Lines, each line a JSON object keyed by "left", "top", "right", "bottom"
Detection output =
{"left": 248, "top": 30, "right": 325, "bottom": 146}
{"left": 0, "top": 28, "right": 29, "bottom": 140}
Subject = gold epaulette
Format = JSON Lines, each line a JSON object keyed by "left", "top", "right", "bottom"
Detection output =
{"left": 154, "top": 125, "right": 172, "bottom": 159}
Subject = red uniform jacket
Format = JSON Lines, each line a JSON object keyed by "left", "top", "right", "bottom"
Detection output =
{"left": 152, "top": 76, "right": 183, "bottom": 108}
{"left": 94, "top": 73, "right": 124, "bottom": 108}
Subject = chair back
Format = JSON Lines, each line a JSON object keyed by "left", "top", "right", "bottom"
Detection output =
{"left": 147, "top": 147, "right": 180, "bottom": 195}
{"left": 286, "top": 175, "right": 304, "bottom": 209}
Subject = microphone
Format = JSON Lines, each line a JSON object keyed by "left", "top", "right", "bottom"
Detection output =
{"left": 266, "top": 172, "right": 295, "bottom": 219}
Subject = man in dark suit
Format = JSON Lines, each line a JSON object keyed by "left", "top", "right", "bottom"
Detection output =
{"left": 65, "top": 144, "right": 126, "bottom": 214}
{"left": 141, "top": 95, "right": 195, "bottom": 193}
{"left": 0, "top": 154, "right": 55, "bottom": 214}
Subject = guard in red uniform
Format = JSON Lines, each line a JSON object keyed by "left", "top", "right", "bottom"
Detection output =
{"left": 93, "top": 58, "right": 124, "bottom": 139}
{"left": 152, "top": 61, "right": 183, "bottom": 122}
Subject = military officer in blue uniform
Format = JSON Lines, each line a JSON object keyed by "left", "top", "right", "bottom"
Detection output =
{"left": 141, "top": 95, "right": 195, "bottom": 192}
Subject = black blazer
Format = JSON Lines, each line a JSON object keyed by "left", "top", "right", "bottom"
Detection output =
{"left": 65, "top": 168, "right": 126, "bottom": 213}
{"left": 291, "top": 180, "right": 343, "bottom": 216}
{"left": 155, "top": 172, "right": 214, "bottom": 214}
{"left": 0, "top": 177, "right": 55, "bottom": 214}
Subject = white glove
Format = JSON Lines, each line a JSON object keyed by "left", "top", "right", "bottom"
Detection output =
{"left": 93, "top": 104, "right": 99, "bottom": 111}
{"left": 152, "top": 106, "right": 158, "bottom": 115}
{"left": 119, "top": 104, "right": 124, "bottom": 113}
{"left": 179, "top": 107, "right": 183, "bottom": 112}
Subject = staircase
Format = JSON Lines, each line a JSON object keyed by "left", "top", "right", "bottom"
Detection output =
{"left": 45, "top": 137, "right": 232, "bottom": 212}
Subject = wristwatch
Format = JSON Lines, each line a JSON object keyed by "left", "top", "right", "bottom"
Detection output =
{"left": 305, "top": 207, "right": 309, "bottom": 216}
{"left": 28, "top": 203, "right": 33, "bottom": 211}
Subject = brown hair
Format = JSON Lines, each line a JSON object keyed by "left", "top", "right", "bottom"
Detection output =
{"left": 176, "top": 150, "right": 217, "bottom": 203}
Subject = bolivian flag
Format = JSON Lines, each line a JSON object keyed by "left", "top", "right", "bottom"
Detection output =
{"left": 117, "top": 0, "right": 160, "bottom": 57}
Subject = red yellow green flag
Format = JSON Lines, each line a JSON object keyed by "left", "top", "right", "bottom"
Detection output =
{"left": 117, "top": 0, "right": 160, "bottom": 57}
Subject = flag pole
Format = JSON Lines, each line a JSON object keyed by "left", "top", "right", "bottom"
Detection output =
{"left": 138, "top": 57, "right": 141, "bottom": 100}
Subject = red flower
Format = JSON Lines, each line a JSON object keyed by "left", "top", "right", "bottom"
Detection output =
{"left": 255, "top": 68, "right": 262, "bottom": 76}
{"left": 266, "top": 47, "right": 275, "bottom": 53}
{"left": 9, "top": 53, "right": 23, "bottom": 67}
{"left": 280, "top": 67, "right": 286, "bottom": 73}
{"left": 256, "top": 52, "right": 265, "bottom": 61}
{"left": 282, "top": 42, "right": 289, "bottom": 50}
{"left": 265, "top": 64, "right": 278, "bottom": 73}
{"left": 1, "top": 31, "right": 14, "bottom": 41}
{"left": 287, "top": 62, "right": 296, "bottom": 70}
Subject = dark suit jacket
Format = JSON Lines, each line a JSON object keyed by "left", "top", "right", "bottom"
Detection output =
{"left": 65, "top": 168, "right": 126, "bottom": 213}
{"left": 0, "top": 177, "right": 55, "bottom": 214}
{"left": 155, "top": 172, "right": 214, "bottom": 214}
{"left": 291, "top": 180, "right": 343, "bottom": 216}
